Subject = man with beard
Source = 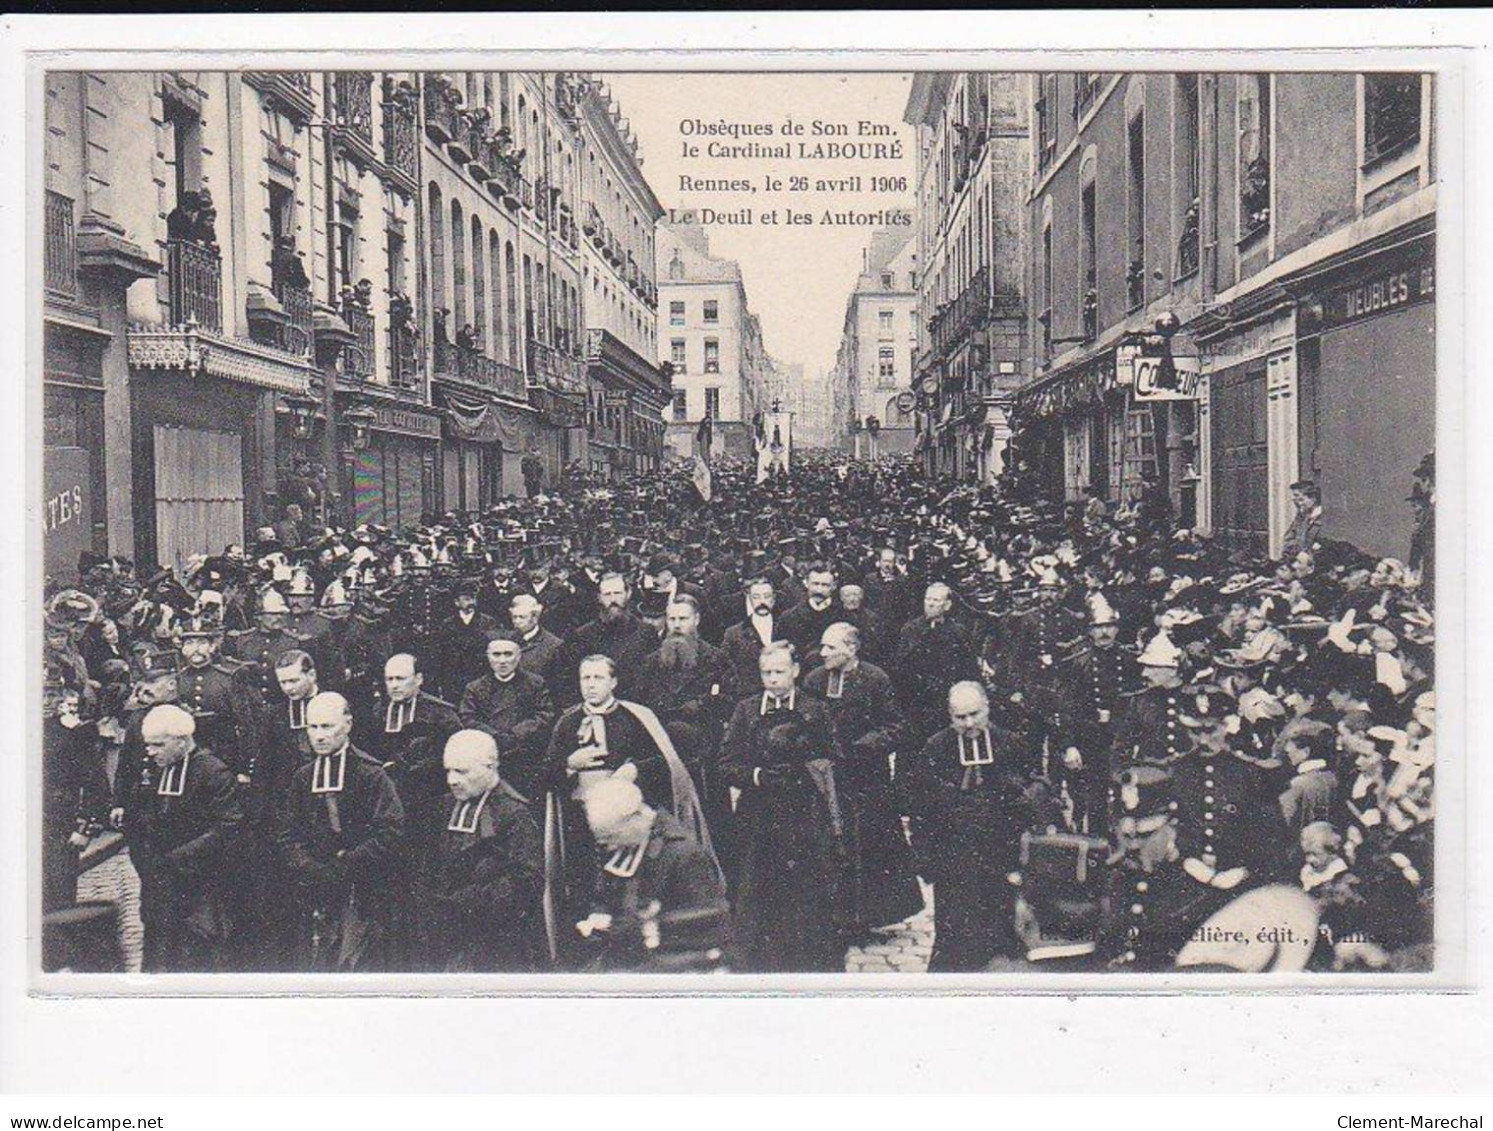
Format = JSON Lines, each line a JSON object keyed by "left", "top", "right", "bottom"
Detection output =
{"left": 720, "top": 642, "right": 848, "bottom": 972}
{"left": 803, "top": 623, "right": 923, "bottom": 940}
{"left": 274, "top": 691, "right": 405, "bottom": 972}
{"left": 126, "top": 704, "right": 245, "bottom": 972}
{"left": 458, "top": 631, "right": 556, "bottom": 800}
{"left": 636, "top": 594, "right": 736, "bottom": 875}
{"left": 415, "top": 729, "right": 545, "bottom": 972}
{"left": 541, "top": 654, "right": 716, "bottom": 965}
{"left": 721, "top": 578, "right": 781, "bottom": 695}
{"left": 510, "top": 593, "right": 563, "bottom": 684}
{"left": 894, "top": 582, "right": 981, "bottom": 746}
{"left": 903, "top": 681, "right": 1047, "bottom": 972}
{"left": 555, "top": 572, "right": 657, "bottom": 702}
{"left": 777, "top": 562, "right": 843, "bottom": 671}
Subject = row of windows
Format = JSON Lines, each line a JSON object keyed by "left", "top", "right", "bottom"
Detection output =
{"left": 667, "top": 298, "right": 719, "bottom": 326}
{"left": 668, "top": 337, "right": 721, "bottom": 374}
{"left": 427, "top": 182, "right": 580, "bottom": 366}
{"left": 1034, "top": 72, "right": 1426, "bottom": 361}
{"left": 671, "top": 387, "right": 721, "bottom": 421}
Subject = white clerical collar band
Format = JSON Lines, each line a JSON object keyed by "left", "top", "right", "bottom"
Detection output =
{"left": 288, "top": 697, "right": 309, "bottom": 730}
{"left": 312, "top": 750, "right": 347, "bottom": 794}
{"left": 584, "top": 698, "right": 618, "bottom": 716}
{"left": 760, "top": 690, "right": 796, "bottom": 715}
{"left": 447, "top": 788, "right": 492, "bottom": 833}
{"left": 958, "top": 729, "right": 995, "bottom": 767}
{"left": 156, "top": 753, "right": 190, "bottom": 797}
{"left": 603, "top": 844, "right": 645, "bottom": 878}
{"left": 523, "top": 627, "right": 540, "bottom": 643}
{"left": 386, "top": 696, "right": 417, "bottom": 733}
{"left": 826, "top": 670, "right": 845, "bottom": 699}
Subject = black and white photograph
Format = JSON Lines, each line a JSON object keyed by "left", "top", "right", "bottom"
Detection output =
{"left": 29, "top": 56, "right": 1449, "bottom": 988}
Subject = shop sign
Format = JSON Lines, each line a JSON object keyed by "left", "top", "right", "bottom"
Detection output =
{"left": 1129, "top": 352, "right": 1202, "bottom": 401}
{"left": 1313, "top": 250, "right": 1434, "bottom": 335}
{"left": 44, "top": 447, "right": 92, "bottom": 582}
{"left": 370, "top": 404, "right": 441, "bottom": 439}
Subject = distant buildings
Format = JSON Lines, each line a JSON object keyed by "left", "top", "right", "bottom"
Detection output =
{"left": 657, "top": 222, "right": 775, "bottom": 461}
{"left": 828, "top": 224, "right": 919, "bottom": 458}
{"left": 904, "top": 72, "right": 1032, "bottom": 482}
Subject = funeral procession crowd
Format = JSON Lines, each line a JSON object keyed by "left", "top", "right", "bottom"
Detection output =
{"left": 40, "top": 449, "right": 1437, "bottom": 977}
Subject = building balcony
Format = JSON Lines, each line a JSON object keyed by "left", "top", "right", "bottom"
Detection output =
{"left": 423, "top": 74, "right": 462, "bottom": 145}
{"left": 166, "top": 237, "right": 223, "bottom": 333}
{"left": 45, "top": 189, "right": 77, "bottom": 299}
{"left": 381, "top": 78, "right": 420, "bottom": 194}
{"left": 245, "top": 72, "right": 315, "bottom": 126}
{"left": 389, "top": 321, "right": 421, "bottom": 392}
{"left": 527, "top": 337, "right": 586, "bottom": 394}
{"left": 434, "top": 335, "right": 526, "bottom": 401}
{"left": 927, "top": 265, "right": 993, "bottom": 360}
{"left": 246, "top": 278, "right": 314, "bottom": 356}
{"left": 340, "top": 299, "right": 376, "bottom": 380}
{"left": 331, "top": 71, "right": 376, "bottom": 167}
{"left": 519, "top": 175, "right": 535, "bottom": 213}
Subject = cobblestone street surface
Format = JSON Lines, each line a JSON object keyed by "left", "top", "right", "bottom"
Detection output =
{"left": 845, "top": 880, "right": 934, "bottom": 974}
{"left": 75, "top": 844, "right": 144, "bottom": 974}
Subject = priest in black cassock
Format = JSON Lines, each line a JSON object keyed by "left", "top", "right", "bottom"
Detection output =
{"left": 541, "top": 654, "right": 716, "bottom": 965}
{"left": 803, "top": 623, "right": 924, "bottom": 939}
{"left": 720, "top": 642, "right": 848, "bottom": 973}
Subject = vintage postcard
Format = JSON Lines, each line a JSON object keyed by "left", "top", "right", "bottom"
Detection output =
{"left": 25, "top": 45, "right": 1461, "bottom": 998}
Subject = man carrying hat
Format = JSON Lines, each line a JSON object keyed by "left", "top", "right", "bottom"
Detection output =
{"left": 126, "top": 703, "right": 245, "bottom": 972}
{"left": 414, "top": 730, "right": 546, "bottom": 972}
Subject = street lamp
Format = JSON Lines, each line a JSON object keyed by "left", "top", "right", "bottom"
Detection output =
{"left": 279, "top": 392, "right": 320, "bottom": 440}
{"left": 341, "top": 403, "right": 378, "bottom": 453}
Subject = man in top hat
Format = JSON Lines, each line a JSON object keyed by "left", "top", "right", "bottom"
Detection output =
{"left": 125, "top": 704, "right": 245, "bottom": 972}
{"left": 1281, "top": 479, "right": 1324, "bottom": 561}
{"left": 458, "top": 630, "right": 556, "bottom": 801}
{"left": 572, "top": 764, "right": 731, "bottom": 973}
{"left": 902, "top": 681, "right": 1048, "bottom": 972}
{"left": 273, "top": 691, "right": 406, "bottom": 972}
{"left": 541, "top": 654, "right": 716, "bottom": 965}
{"left": 803, "top": 623, "right": 923, "bottom": 938}
{"left": 437, "top": 584, "right": 500, "bottom": 701}
{"left": 777, "top": 561, "right": 844, "bottom": 672}
{"left": 1053, "top": 591, "right": 1133, "bottom": 834}
{"left": 365, "top": 654, "right": 463, "bottom": 857}
{"left": 863, "top": 547, "right": 914, "bottom": 636}
{"left": 554, "top": 571, "right": 656, "bottom": 703}
{"left": 720, "top": 578, "right": 783, "bottom": 697}
{"left": 414, "top": 729, "right": 546, "bottom": 973}
{"left": 894, "top": 582, "right": 981, "bottom": 747}
{"left": 510, "top": 593, "right": 564, "bottom": 686}
{"left": 719, "top": 642, "right": 848, "bottom": 972}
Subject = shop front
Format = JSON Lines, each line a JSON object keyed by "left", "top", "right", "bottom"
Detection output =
{"left": 339, "top": 395, "right": 441, "bottom": 530}
{"left": 436, "top": 384, "right": 543, "bottom": 506}
{"left": 1293, "top": 220, "right": 1435, "bottom": 562}
{"left": 126, "top": 329, "right": 317, "bottom": 572}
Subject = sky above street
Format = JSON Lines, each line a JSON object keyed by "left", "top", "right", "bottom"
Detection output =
{"left": 606, "top": 72, "right": 918, "bottom": 381}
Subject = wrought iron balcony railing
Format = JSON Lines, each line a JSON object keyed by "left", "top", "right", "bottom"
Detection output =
{"left": 381, "top": 79, "right": 419, "bottom": 187}
{"left": 274, "top": 280, "right": 314, "bottom": 355}
{"left": 167, "top": 238, "right": 223, "bottom": 332}
{"left": 45, "top": 189, "right": 77, "bottom": 298}
{"left": 332, "top": 72, "right": 375, "bottom": 154}
{"left": 341, "top": 301, "right": 375, "bottom": 379}
{"left": 423, "top": 75, "right": 462, "bottom": 145}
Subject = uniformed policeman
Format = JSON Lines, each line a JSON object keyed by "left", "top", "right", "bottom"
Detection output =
{"left": 1114, "top": 630, "right": 1190, "bottom": 770}
{"left": 1054, "top": 591, "right": 1132, "bottom": 833}
{"left": 175, "top": 614, "right": 261, "bottom": 785}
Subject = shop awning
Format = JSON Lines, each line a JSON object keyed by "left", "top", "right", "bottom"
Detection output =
{"left": 1010, "top": 350, "right": 1119, "bottom": 426}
